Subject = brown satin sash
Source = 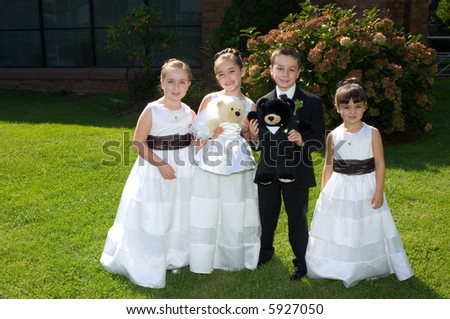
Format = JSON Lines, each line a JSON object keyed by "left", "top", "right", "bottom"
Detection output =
{"left": 147, "top": 133, "right": 191, "bottom": 150}
{"left": 333, "top": 157, "right": 375, "bottom": 175}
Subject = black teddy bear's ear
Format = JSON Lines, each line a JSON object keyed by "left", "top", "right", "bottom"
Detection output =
{"left": 256, "top": 97, "right": 268, "bottom": 109}
{"left": 247, "top": 111, "right": 258, "bottom": 122}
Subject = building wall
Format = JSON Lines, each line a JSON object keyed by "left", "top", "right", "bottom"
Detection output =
{"left": 0, "top": 68, "right": 130, "bottom": 93}
{"left": 0, "top": 0, "right": 431, "bottom": 93}
{"left": 201, "top": 0, "right": 233, "bottom": 80}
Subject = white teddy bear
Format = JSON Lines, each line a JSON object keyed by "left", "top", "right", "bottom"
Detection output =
{"left": 193, "top": 95, "right": 245, "bottom": 140}
{"left": 192, "top": 96, "right": 255, "bottom": 175}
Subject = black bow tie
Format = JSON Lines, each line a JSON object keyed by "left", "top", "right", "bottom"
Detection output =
{"left": 279, "top": 94, "right": 288, "bottom": 99}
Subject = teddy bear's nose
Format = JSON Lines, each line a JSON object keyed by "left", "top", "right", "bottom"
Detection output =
{"left": 235, "top": 111, "right": 241, "bottom": 117}
{"left": 268, "top": 116, "right": 274, "bottom": 122}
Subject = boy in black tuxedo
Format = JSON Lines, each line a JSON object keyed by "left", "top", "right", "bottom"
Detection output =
{"left": 248, "top": 46, "right": 326, "bottom": 281}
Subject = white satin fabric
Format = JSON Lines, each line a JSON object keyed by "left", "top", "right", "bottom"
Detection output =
{"left": 305, "top": 123, "right": 413, "bottom": 287}
{"left": 100, "top": 102, "right": 194, "bottom": 288}
{"left": 189, "top": 93, "right": 261, "bottom": 274}
{"left": 195, "top": 122, "right": 256, "bottom": 175}
{"left": 190, "top": 168, "right": 261, "bottom": 273}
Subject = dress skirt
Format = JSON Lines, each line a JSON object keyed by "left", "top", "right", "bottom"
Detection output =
{"left": 100, "top": 146, "right": 194, "bottom": 288}
{"left": 305, "top": 171, "right": 414, "bottom": 288}
{"left": 189, "top": 168, "right": 261, "bottom": 274}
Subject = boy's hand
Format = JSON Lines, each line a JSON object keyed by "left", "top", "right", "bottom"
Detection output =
{"left": 288, "top": 129, "right": 305, "bottom": 147}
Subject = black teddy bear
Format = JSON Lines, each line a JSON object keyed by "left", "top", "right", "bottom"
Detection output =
{"left": 247, "top": 97, "right": 299, "bottom": 185}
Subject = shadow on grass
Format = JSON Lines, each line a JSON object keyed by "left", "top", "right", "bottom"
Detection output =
{"left": 104, "top": 256, "right": 442, "bottom": 299}
{"left": 382, "top": 78, "right": 449, "bottom": 172}
{"left": 0, "top": 89, "right": 137, "bottom": 128}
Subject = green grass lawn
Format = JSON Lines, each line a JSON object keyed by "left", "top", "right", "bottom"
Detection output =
{"left": 1, "top": 79, "right": 449, "bottom": 299}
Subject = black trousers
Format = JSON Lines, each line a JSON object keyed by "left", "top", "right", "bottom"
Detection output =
{"left": 258, "top": 181, "right": 310, "bottom": 270}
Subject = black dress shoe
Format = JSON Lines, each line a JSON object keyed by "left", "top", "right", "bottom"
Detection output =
{"left": 290, "top": 268, "right": 307, "bottom": 281}
{"left": 257, "top": 259, "right": 269, "bottom": 268}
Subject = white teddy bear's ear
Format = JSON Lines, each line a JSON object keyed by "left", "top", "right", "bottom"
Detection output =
{"left": 216, "top": 100, "right": 225, "bottom": 108}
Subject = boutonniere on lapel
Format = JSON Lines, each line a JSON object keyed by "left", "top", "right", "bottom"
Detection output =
{"left": 294, "top": 99, "right": 304, "bottom": 115}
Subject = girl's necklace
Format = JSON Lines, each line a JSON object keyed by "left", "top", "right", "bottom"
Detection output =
{"left": 160, "top": 98, "right": 182, "bottom": 120}
{"left": 168, "top": 108, "right": 182, "bottom": 120}
{"left": 343, "top": 123, "right": 363, "bottom": 145}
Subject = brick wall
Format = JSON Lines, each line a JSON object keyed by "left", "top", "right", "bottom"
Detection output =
{"left": 201, "top": 0, "right": 233, "bottom": 80}
{"left": 0, "top": 68, "right": 129, "bottom": 93}
{"left": 0, "top": 79, "right": 128, "bottom": 94}
{"left": 201, "top": 0, "right": 233, "bottom": 45}
{"left": 408, "top": 0, "right": 431, "bottom": 36}
{"left": 0, "top": 67, "right": 203, "bottom": 94}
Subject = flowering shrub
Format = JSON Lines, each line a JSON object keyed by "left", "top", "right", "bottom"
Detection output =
{"left": 243, "top": 1, "right": 437, "bottom": 133}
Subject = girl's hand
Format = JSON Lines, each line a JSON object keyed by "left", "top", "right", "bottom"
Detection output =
{"left": 158, "top": 163, "right": 176, "bottom": 179}
{"left": 248, "top": 119, "right": 259, "bottom": 140}
{"left": 241, "top": 118, "right": 250, "bottom": 134}
{"left": 371, "top": 192, "right": 384, "bottom": 209}
{"left": 212, "top": 126, "right": 224, "bottom": 139}
{"left": 288, "top": 129, "right": 305, "bottom": 147}
{"left": 194, "top": 139, "right": 207, "bottom": 153}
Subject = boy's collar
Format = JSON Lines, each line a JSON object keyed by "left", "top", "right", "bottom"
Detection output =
{"left": 276, "top": 84, "right": 296, "bottom": 99}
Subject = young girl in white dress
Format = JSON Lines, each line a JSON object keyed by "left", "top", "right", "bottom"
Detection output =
{"left": 305, "top": 78, "right": 414, "bottom": 288}
{"left": 189, "top": 48, "right": 261, "bottom": 274}
{"left": 100, "top": 59, "right": 196, "bottom": 288}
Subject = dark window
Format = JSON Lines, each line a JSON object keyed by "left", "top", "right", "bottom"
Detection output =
{"left": 0, "top": 31, "right": 42, "bottom": 66}
{"left": 0, "top": 0, "right": 202, "bottom": 68}
{"left": 0, "top": 0, "right": 40, "bottom": 29}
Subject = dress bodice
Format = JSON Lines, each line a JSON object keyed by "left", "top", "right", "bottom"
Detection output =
{"left": 148, "top": 102, "right": 193, "bottom": 136}
{"left": 332, "top": 123, "right": 373, "bottom": 161}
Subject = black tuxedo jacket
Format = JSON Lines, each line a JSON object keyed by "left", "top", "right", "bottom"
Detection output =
{"left": 257, "top": 86, "right": 326, "bottom": 188}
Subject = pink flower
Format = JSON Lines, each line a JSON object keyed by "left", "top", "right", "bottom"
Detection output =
{"left": 315, "top": 59, "right": 332, "bottom": 73}
{"left": 247, "top": 39, "right": 258, "bottom": 50}
{"left": 372, "top": 32, "right": 386, "bottom": 45}
{"left": 307, "top": 47, "right": 322, "bottom": 63}
{"left": 261, "top": 69, "right": 271, "bottom": 79}
{"left": 317, "top": 42, "right": 326, "bottom": 50}
{"left": 374, "top": 19, "right": 394, "bottom": 32}
{"left": 338, "top": 50, "right": 351, "bottom": 69}
{"left": 347, "top": 69, "right": 362, "bottom": 79}
{"left": 388, "top": 63, "right": 403, "bottom": 79}
{"left": 339, "top": 36, "right": 351, "bottom": 46}
{"left": 248, "top": 64, "right": 260, "bottom": 77}
{"left": 280, "top": 30, "right": 297, "bottom": 44}
{"left": 338, "top": 17, "right": 351, "bottom": 28}
{"left": 326, "top": 48, "right": 338, "bottom": 61}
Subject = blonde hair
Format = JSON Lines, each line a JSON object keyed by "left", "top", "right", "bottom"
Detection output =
{"left": 160, "top": 58, "right": 193, "bottom": 81}
{"left": 213, "top": 48, "right": 243, "bottom": 73}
